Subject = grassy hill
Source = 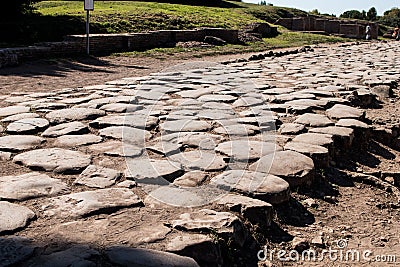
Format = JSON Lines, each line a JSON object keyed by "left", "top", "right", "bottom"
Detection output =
{"left": 1, "top": 1, "right": 348, "bottom": 51}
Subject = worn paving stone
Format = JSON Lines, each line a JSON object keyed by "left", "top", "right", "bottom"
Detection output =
{"left": 249, "top": 150, "right": 315, "bottom": 188}
{"left": 177, "top": 132, "right": 223, "bottom": 150}
{"left": 106, "top": 247, "right": 200, "bottom": 267}
{"left": 161, "top": 120, "right": 212, "bottom": 133}
{"left": 214, "top": 124, "right": 258, "bottom": 136}
{"left": 0, "top": 201, "right": 35, "bottom": 233}
{"left": 0, "top": 173, "right": 69, "bottom": 201}
{"left": 41, "top": 121, "right": 88, "bottom": 137}
{"left": 166, "top": 233, "right": 221, "bottom": 267}
{"left": 309, "top": 126, "right": 354, "bottom": 149}
{"left": 198, "top": 94, "right": 237, "bottom": 103}
{"left": 284, "top": 142, "right": 330, "bottom": 169}
{"left": 99, "top": 103, "right": 143, "bottom": 113}
{"left": 6, "top": 118, "right": 49, "bottom": 134}
{"left": 172, "top": 209, "right": 246, "bottom": 246}
{"left": 0, "top": 236, "right": 35, "bottom": 266}
{"left": 294, "top": 113, "right": 334, "bottom": 127}
{"left": 211, "top": 170, "right": 290, "bottom": 204}
{"left": 279, "top": 123, "right": 305, "bottom": 135}
{"left": 88, "top": 140, "right": 143, "bottom": 157}
{"left": 326, "top": 104, "right": 365, "bottom": 120}
{"left": 173, "top": 171, "right": 209, "bottom": 187}
{"left": 125, "top": 158, "right": 184, "bottom": 183}
{"left": 25, "top": 246, "right": 100, "bottom": 267}
{"left": 215, "top": 140, "right": 279, "bottom": 162}
{"left": 45, "top": 108, "right": 106, "bottom": 124}
{"left": 0, "top": 135, "right": 45, "bottom": 152}
{"left": 43, "top": 188, "right": 142, "bottom": 219}
{"left": 170, "top": 150, "right": 227, "bottom": 172}
{"left": 0, "top": 106, "right": 30, "bottom": 117}
{"left": 215, "top": 193, "right": 273, "bottom": 226}
{"left": 54, "top": 134, "right": 103, "bottom": 147}
{"left": 13, "top": 148, "right": 91, "bottom": 174}
{"left": 121, "top": 223, "right": 171, "bottom": 246}
{"left": 74, "top": 165, "right": 121, "bottom": 188}
{"left": 89, "top": 114, "right": 158, "bottom": 129}
{"left": 99, "top": 126, "right": 151, "bottom": 145}
{"left": 1, "top": 113, "right": 40, "bottom": 123}
{"left": 292, "top": 133, "right": 334, "bottom": 148}
{"left": 336, "top": 119, "right": 369, "bottom": 129}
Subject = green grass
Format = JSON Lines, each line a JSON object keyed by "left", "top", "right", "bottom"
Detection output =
{"left": 114, "top": 27, "right": 350, "bottom": 59}
{"left": 33, "top": 1, "right": 307, "bottom": 33}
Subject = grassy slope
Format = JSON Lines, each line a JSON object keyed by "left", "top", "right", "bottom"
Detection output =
{"left": 34, "top": 1, "right": 306, "bottom": 32}
{"left": 1, "top": 1, "right": 349, "bottom": 50}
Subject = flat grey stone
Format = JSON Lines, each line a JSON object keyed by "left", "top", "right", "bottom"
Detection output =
{"left": 292, "top": 133, "right": 334, "bottom": 148}
{"left": 0, "top": 173, "right": 69, "bottom": 201}
{"left": 6, "top": 118, "right": 49, "bottom": 134}
{"left": 41, "top": 121, "right": 88, "bottom": 137}
{"left": 279, "top": 123, "right": 305, "bottom": 135}
{"left": 232, "top": 96, "right": 264, "bottom": 107}
{"left": 166, "top": 233, "right": 221, "bottom": 267}
{"left": 45, "top": 108, "right": 105, "bottom": 124}
{"left": 43, "top": 188, "right": 142, "bottom": 219}
{"left": 0, "top": 135, "right": 45, "bottom": 152}
{"left": 121, "top": 223, "right": 171, "bottom": 246}
{"left": 214, "top": 124, "right": 258, "bottom": 136}
{"left": 336, "top": 119, "right": 369, "bottom": 129}
{"left": 215, "top": 140, "right": 279, "bottom": 162}
{"left": 0, "top": 106, "right": 30, "bottom": 117}
{"left": 0, "top": 201, "right": 35, "bottom": 233}
{"left": 0, "top": 124, "right": 2, "bottom": 133}
{"left": 25, "top": 246, "right": 99, "bottom": 267}
{"left": 326, "top": 104, "right": 365, "bottom": 120}
{"left": 54, "top": 134, "right": 102, "bottom": 147}
{"left": 89, "top": 114, "right": 158, "bottom": 130}
{"left": 173, "top": 171, "right": 208, "bottom": 187}
{"left": 174, "top": 208, "right": 247, "bottom": 246}
{"left": 250, "top": 150, "right": 315, "bottom": 187}
{"left": 309, "top": 126, "right": 355, "bottom": 149}
{"left": 210, "top": 170, "right": 290, "bottom": 204}
{"left": 13, "top": 148, "right": 91, "bottom": 174}
{"left": 106, "top": 247, "right": 200, "bottom": 267}
{"left": 125, "top": 159, "right": 183, "bottom": 184}
{"left": 0, "top": 236, "right": 35, "bottom": 266}
{"left": 117, "top": 180, "right": 137, "bottom": 188}
{"left": 1, "top": 113, "right": 40, "bottom": 123}
{"left": 169, "top": 150, "right": 227, "bottom": 171}
{"left": 215, "top": 193, "right": 273, "bottom": 226}
{"left": 99, "top": 126, "right": 151, "bottom": 145}
{"left": 294, "top": 113, "right": 334, "bottom": 127}
{"left": 88, "top": 140, "right": 143, "bottom": 157}
{"left": 87, "top": 96, "right": 137, "bottom": 106}
{"left": 284, "top": 142, "right": 330, "bottom": 169}
{"left": 197, "top": 109, "right": 235, "bottom": 120}
{"left": 74, "top": 165, "right": 121, "bottom": 188}
{"left": 178, "top": 132, "right": 223, "bottom": 150}
{"left": 99, "top": 103, "right": 142, "bottom": 113}
{"left": 198, "top": 94, "right": 237, "bottom": 103}
{"left": 161, "top": 120, "right": 212, "bottom": 133}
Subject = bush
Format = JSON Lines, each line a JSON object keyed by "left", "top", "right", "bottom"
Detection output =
{"left": 1, "top": 0, "right": 39, "bottom": 20}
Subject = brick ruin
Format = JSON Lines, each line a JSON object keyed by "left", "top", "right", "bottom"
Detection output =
{"left": 276, "top": 16, "right": 379, "bottom": 39}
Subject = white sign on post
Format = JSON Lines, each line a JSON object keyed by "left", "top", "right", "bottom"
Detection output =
{"left": 84, "top": 0, "right": 94, "bottom": 11}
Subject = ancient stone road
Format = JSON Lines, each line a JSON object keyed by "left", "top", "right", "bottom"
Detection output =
{"left": 0, "top": 41, "right": 399, "bottom": 266}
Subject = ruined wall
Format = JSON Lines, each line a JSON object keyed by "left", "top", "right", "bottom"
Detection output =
{"left": 0, "top": 28, "right": 239, "bottom": 68}
{"left": 276, "top": 16, "right": 378, "bottom": 39}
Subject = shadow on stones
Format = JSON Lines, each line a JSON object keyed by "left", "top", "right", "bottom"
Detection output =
{"left": 0, "top": 57, "right": 118, "bottom": 78}
{"left": 274, "top": 198, "right": 315, "bottom": 227}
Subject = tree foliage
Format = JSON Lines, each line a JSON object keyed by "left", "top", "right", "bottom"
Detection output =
{"left": 2, "top": 0, "right": 40, "bottom": 19}
{"left": 340, "top": 10, "right": 365, "bottom": 20}
{"left": 367, "top": 7, "right": 377, "bottom": 21}
{"left": 379, "top": 8, "right": 400, "bottom": 27}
